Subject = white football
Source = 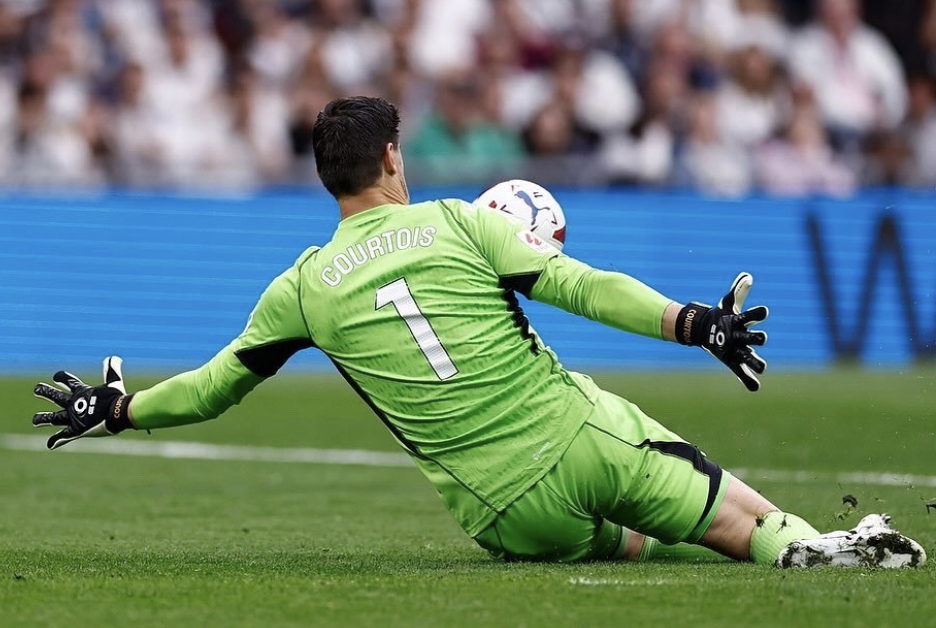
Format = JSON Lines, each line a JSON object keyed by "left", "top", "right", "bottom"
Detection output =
{"left": 474, "top": 179, "right": 567, "bottom": 251}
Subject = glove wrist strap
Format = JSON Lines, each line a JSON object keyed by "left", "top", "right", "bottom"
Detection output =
{"left": 675, "top": 303, "right": 710, "bottom": 346}
{"left": 104, "top": 393, "right": 135, "bottom": 434}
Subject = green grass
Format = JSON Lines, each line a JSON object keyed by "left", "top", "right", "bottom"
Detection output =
{"left": 1, "top": 370, "right": 935, "bottom": 627}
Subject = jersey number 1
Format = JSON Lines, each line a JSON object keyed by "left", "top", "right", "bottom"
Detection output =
{"left": 375, "top": 278, "right": 459, "bottom": 380}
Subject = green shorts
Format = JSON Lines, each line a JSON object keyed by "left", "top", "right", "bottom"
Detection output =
{"left": 473, "top": 389, "right": 731, "bottom": 562}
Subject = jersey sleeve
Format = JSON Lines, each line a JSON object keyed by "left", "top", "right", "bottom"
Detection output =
{"left": 129, "top": 250, "right": 316, "bottom": 430}
{"left": 455, "top": 199, "right": 673, "bottom": 340}
{"left": 531, "top": 256, "right": 672, "bottom": 339}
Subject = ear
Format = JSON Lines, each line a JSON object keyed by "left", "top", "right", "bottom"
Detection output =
{"left": 383, "top": 143, "right": 398, "bottom": 176}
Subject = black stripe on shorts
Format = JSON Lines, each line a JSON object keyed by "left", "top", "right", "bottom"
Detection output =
{"left": 636, "top": 440, "right": 724, "bottom": 527}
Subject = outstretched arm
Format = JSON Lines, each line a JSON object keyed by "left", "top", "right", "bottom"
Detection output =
{"left": 531, "top": 258, "right": 768, "bottom": 390}
{"left": 128, "top": 341, "right": 269, "bottom": 431}
{"left": 459, "top": 200, "right": 768, "bottom": 390}
{"left": 526, "top": 253, "right": 674, "bottom": 340}
{"left": 32, "top": 255, "right": 317, "bottom": 449}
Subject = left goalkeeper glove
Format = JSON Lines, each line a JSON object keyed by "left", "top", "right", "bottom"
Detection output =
{"left": 32, "top": 356, "right": 134, "bottom": 450}
{"left": 675, "top": 272, "right": 769, "bottom": 392}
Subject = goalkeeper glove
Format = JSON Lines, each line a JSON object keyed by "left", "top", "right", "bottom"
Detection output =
{"left": 675, "top": 272, "right": 769, "bottom": 392}
{"left": 32, "top": 356, "right": 135, "bottom": 450}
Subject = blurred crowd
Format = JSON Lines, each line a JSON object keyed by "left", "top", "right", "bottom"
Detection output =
{"left": 2, "top": 0, "right": 936, "bottom": 195}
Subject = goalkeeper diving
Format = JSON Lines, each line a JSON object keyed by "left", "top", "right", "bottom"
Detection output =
{"left": 32, "top": 97, "right": 925, "bottom": 569}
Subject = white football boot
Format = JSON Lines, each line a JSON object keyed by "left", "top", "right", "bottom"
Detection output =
{"left": 776, "top": 514, "right": 927, "bottom": 568}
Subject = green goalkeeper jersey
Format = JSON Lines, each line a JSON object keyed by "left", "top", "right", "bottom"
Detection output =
{"left": 131, "top": 199, "right": 672, "bottom": 536}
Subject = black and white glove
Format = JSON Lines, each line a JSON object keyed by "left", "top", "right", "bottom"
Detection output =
{"left": 675, "top": 273, "right": 768, "bottom": 392}
{"left": 32, "top": 356, "right": 134, "bottom": 450}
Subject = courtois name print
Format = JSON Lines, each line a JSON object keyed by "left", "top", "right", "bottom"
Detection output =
{"left": 321, "top": 226, "right": 437, "bottom": 287}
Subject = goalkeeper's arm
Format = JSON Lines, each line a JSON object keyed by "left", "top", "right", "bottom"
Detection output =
{"left": 32, "top": 261, "right": 315, "bottom": 448}
{"left": 529, "top": 255, "right": 769, "bottom": 391}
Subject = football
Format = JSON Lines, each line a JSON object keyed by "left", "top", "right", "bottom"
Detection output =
{"left": 474, "top": 179, "right": 567, "bottom": 251}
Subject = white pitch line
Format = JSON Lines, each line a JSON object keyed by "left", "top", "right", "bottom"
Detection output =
{"left": 732, "top": 467, "right": 936, "bottom": 489}
{"left": 0, "top": 433, "right": 413, "bottom": 468}
{"left": 3, "top": 434, "right": 936, "bottom": 489}
{"left": 568, "top": 577, "right": 672, "bottom": 587}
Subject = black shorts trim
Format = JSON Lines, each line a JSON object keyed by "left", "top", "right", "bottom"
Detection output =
{"left": 635, "top": 439, "right": 724, "bottom": 528}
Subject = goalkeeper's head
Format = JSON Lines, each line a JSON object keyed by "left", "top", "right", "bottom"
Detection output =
{"left": 312, "top": 96, "right": 407, "bottom": 204}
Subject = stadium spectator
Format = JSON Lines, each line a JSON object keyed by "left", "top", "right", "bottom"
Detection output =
{"left": 6, "top": 80, "right": 101, "bottom": 187}
{"left": 100, "top": 0, "right": 164, "bottom": 69}
{"left": 755, "top": 99, "right": 856, "bottom": 197}
{"left": 244, "top": 0, "right": 311, "bottom": 87}
{"left": 406, "top": 0, "right": 491, "bottom": 79}
{"left": 145, "top": 8, "right": 223, "bottom": 120}
{"left": 901, "top": 74, "right": 936, "bottom": 186}
{"left": 474, "top": 20, "right": 529, "bottom": 129}
{"left": 523, "top": 101, "right": 599, "bottom": 157}
{"left": 602, "top": 0, "right": 649, "bottom": 81}
{"left": 515, "top": 98, "right": 604, "bottom": 186}
{"left": 674, "top": 92, "right": 752, "bottom": 197}
{"left": 649, "top": 20, "right": 695, "bottom": 80}
{"left": 111, "top": 62, "right": 171, "bottom": 185}
{"left": 223, "top": 62, "right": 291, "bottom": 184}
{"left": 406, "top": 72, "right": 523, "bottom": 184}
{"left": 19, "top": 47, "right": 88, "bottom": 129}
{"left": 288, "top": 83, "right": 334, "bottom": 157}
{"left": 788, "top": 0, "right": 908, "bottom": 141}
{"left": 715, "top": 16, "right": 790, "bottom": 148}
{"left": 313, "top": 0, "right": 391, "bottom": 91}
{"left": 599, "top": 56, "right": 684, "bottom": 187}
{"left": 551, "top": 40, "right": 640, "bottom": 136}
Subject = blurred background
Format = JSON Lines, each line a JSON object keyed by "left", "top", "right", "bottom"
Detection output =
{"left": 1, "top": 0, "right": 935, "bottom": 192}
{"left": 0, "top": 0, "right": 934, "bottom": 374}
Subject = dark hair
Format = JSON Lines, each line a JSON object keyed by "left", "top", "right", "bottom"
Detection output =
{"left": 312, "top": 96, "right": 401, "bottom": 198}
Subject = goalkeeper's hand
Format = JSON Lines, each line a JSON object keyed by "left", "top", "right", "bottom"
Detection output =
{"left": 32, "top": 356, "right": 135, "bottom": 450}
{"left": 675, "top": 273, "right": 768, "bottom": 392}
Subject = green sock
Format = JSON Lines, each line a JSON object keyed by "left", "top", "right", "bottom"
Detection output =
{"left": 638, "top": 537, "right": 731, "bottom": 563}
{"left": 749, "top": 511, "right": 821, "bottom": 565}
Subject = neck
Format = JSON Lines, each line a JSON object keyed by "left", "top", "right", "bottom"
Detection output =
{"left": 337, "top": 184, "right": 408, "bottom": 221}
{"left": 829, "top": 24, "right": 854, "bottom": 47}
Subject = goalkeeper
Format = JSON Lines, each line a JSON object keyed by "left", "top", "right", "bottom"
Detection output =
{"left": 32, "top": 97, "right": 924, "bottom": 569}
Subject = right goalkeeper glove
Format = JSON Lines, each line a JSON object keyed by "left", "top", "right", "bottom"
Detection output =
{"left": 675, "top": 272, "right": 769, "bottom": 392}
{"left": 32, "top": 356, "right": 135, "bottom": 450}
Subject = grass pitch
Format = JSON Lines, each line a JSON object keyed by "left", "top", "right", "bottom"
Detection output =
{"left": 1, "top": 370, "right": 935, "bottom": 627}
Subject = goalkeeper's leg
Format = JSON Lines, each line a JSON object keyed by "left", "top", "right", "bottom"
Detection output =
{"left": 583, "top": 389, "right": 823, "bottom": 565}
{"left": 611, "top": 474, "right": 818, "bottom": 564}
{"left": 698, "top": 476, "right": 820, "bottom": 564}
{"left": 620, "top": 530, "right": 730, "bottom": 563}
{"left": 592, "top": 390, "right": 922, "bottom": 566}
{"left": 474, "top": 389, "right": 923, "bottom": 566}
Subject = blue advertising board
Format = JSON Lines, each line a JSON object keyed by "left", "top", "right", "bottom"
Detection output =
{"left": 1, "top": 188, "right": 934, "bottom": 373}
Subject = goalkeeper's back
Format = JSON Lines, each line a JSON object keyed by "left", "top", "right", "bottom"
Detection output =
{"left": 298, "top": 198, "right": 597, "bottom": 532}
{"left": 127, "top": 98, "right": 669, "bottom": 537}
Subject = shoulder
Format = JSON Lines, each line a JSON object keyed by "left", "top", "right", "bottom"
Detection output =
{"left": 295, "top": 245, "right": 322, "bottom": 269}
{"left": 258, "top": 246, "right": 321, "bottom": 297}
{"left": 854, "top": 26, "right": 899, "bottom": 60}
{"left": 791, "top": 24, "right": 825, "bottom": 46}
{"left": 788, "top": 25, "right": 829, "bottom": 63}
{"left": 436, "top": 197, "right": 492, "bottom": 232}
{"left": 437, "top": 198, "right": 477, "bottom": 213}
